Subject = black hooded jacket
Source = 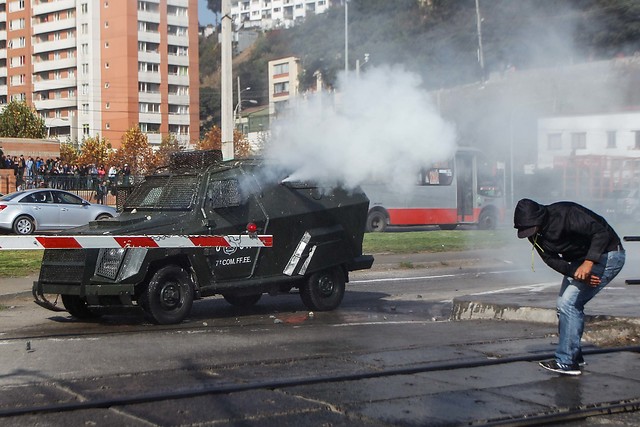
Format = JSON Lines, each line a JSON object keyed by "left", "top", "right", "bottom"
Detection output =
{"left": 514, "top": 199, "right": 622, "bottom": 277}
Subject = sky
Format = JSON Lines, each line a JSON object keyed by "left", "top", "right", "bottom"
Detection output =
{"left": 198, "top": 0, "right": 217, "bottom": 26}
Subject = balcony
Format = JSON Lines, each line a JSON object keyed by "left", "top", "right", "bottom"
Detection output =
{"left": 32, "top": 17, "right": 76, "bottom": 36}
{"left": 33, "top": 37, "right": 76, "bottom": 54}
{"left": 167, "top": 74, "right": 189, "bottom": 86}
{"left": 33, "top": 0, "right": 76, "bottom": 16}
{"left": 168, "top": 113, "right": 190, "bottom": 125}
{"left": 138, "top": 10, "right": 160, "bottom": 24}
{"left": 168, "top": 93, "right": 189, "bottom": 105}
{"left": 34, "top": 97, "right": 76, "bottom": 111}
{"left": 33, "top": 76, "right": 76, "bottom": 92}
{"left": 33, "top": 57, "right": 76, "bottom": 73}
{"left": 138, "top": 71, "right": 161, "bottom": 84}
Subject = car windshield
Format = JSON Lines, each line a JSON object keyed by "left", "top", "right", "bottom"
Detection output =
{"left": 124, "top": 174, "right": 199, "bottom": 210}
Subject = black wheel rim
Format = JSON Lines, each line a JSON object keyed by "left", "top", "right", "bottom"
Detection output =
{"left": 160, "top": 282, "right": 182, "bottom": 310}
{"left": 317, "top": 275, "right": 335, "bottom": 297}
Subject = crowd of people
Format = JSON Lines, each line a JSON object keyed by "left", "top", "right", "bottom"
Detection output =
{"left": 0, "top": 154, "right": 133, "bottom": 201}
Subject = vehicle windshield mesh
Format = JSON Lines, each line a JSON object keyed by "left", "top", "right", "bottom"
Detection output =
{"left": 124, "top": 175, "right": 198, "bottom": 210}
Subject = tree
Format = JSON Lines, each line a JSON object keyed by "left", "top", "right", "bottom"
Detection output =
{"left": 0, "top": 101, "right": 46, "bottom": 139}
{"left": 197, "top": 125, "right": 252, "bottom": 158}
{"left": 77, "top": 134, "right": 112, "bottom": 168}
{"left": 59, "top": 142, "right": 79, "bottom": 165}
{"left": 110, "top": 127, "right": 155, "bottom": 176}
{"left": 152, "top": 134, "right": 184, "bottom": 169}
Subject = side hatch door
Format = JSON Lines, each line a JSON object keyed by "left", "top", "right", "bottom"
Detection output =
{"left": 202, "top": 175, "right": 267, "bottom": 281}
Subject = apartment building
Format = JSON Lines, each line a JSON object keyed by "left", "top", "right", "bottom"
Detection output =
{"left": 0, "top": 0, "right": 199, "bottom": 149}
{"left": 268, "top": 56, "right": 299, "bottom": 117}
{"left": 231, "top": 0, "right": 336, "bottom": 31}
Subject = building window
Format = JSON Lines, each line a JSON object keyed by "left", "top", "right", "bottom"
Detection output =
{"left": 105, "top": 123, "right": 110, "bottom": 129}
{"left": 83, "top": 124, "right": 90, "bottom": 135}
{"left": 273, "top": 63, "right": 289, "bottom": 75}
{"left": 106, "top": 102, "right": 110, "bottom": 109}
{"left": 571, "top": 132, "right": 586, "bottom": 150}
{"left": 81, "top": 103, "right": 89, "bottom": 113}
{"left": 81, "top": 3, "right": 88, "bottom": 14}
{"left": 607, "top": 131, "right": 617, "bottom": 149}
{"left": 273, "top": 82, "right": 289, "bottom": 95}
{"left": 81, "top": 23, "right": 88, "bottom": 34}
{"left": 547, "top": 133, "right": 562, "bottom": 150}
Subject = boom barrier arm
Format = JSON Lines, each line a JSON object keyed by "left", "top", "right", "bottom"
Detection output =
{"left": 0, "top": 235, "right": 273, "bottom": 250}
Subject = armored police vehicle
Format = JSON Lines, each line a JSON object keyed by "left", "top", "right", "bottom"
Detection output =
{"left": 33, "top": 151, "right": 374, "bottom": 324}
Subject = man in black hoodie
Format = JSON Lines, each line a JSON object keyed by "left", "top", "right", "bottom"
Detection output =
{"left": 514, "top": 199, "right": 625, "bottom": 375}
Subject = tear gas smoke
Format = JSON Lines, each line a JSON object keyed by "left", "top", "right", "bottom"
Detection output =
{"left": 264, "top": 65, "right": 457, "bottom": 192}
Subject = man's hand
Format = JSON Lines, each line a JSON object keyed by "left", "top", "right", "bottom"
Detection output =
{"left": 574, "top": 260, "right": 600, "bottom": 287}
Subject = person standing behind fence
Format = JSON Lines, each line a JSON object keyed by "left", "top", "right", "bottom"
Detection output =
{"left": 95, "top": 181, "right": 106, "bottom": 204}
{"left": 122, "top": 164, "right": 131, "bottom": 186}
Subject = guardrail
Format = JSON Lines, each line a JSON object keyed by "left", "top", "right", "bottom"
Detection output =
{"left": 623, "top": 236, "right": 639, "bottom": 285}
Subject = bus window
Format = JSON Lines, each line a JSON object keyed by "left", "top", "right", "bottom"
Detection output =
{"left": 421, "top": 162, "right": 453, "bottom": 186}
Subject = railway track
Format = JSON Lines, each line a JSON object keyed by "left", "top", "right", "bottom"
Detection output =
{"left": 2, "top": 338, "right": 640, "bottom": 426}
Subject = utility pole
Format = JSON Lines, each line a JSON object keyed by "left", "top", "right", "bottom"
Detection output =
{"left": 475, "top": 0, "right": 485, "bottom": 81}
{"left": 221, "top": 0, "right": 234, "bottom": 160}
{"left": 344, "top": 0, "right": 349, "bottom": 76}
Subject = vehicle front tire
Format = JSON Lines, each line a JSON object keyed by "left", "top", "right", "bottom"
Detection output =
{"left": 13, "top": 215, "right": 35, "bottom": 235}
{"left": 366, "top": 210, "right": 387, "bottom": 232}
{"left": 300, "top": 267, "right": 345, "bottom": 311}
{"left": 139, "top": 265, "right": 194, "bottom": 324}
{"left": 95, "top": 214, "right": 112, "bottom": 221}
{"left": 61, "top": 294, "right": 98, "bottom": 319}
{"left": 223, "top": 293, "right": 262, "bottom": 307}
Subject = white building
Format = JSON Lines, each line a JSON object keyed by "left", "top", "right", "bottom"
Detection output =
{"left": 231, "top": 0, "right": 335, "bottom": 30}
{"left": 537, "top": 111, "right": 640, "bottom": 169}
{"left": 268, "top": 56, "right": 300, "bottom": 117}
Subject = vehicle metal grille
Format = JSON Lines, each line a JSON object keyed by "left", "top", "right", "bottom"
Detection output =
{"left": 39, "top": 250, "right": 86, "bottom": 284}
{"left": 124, "top": 175, "right": 198, "bottom": 210}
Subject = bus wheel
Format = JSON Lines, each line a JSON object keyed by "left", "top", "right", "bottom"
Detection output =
{"left": 300, "top": 267, "right": 345, "bottom": 311}
{"left": 478, "top": 210, "right": 498, "bottom": 230}
{"left": 366, "top": 210, "right": 387, "bottom": 232}
{"left": 139, "top": 265, "right": 194, "bottom": 324}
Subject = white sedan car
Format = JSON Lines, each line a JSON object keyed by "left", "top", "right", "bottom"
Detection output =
{"left": 0, "top": 189, "right": 117, "bottom": 235}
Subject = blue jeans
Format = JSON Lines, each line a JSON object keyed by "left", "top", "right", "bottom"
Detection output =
{"left": 556, "top": 250, "right": 626, "bottom": 366}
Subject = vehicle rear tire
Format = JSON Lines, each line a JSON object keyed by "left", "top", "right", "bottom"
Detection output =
{"left": 300, "top": 267, "right": 345, "bottom": 311}
{"left": 139, "top": 265, "right": 194, "bottom": 324}
{"left": 366, "top": 210, "right": 387, "bottom": 232}
{"left": 478, "top": 210, "right": 497, "bottom": 230}
{"left": 13, "top": 215, "right": 35, "bottom": 235}
{"left": 223, "top": 293, "right": 262, "bottom": 307}
{"left": 61, "top": 294, "right": 98, "bottom": 319}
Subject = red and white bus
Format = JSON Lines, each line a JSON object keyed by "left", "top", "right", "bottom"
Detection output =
{"left": 361, "top": 148, "right": 505, "bottom": 232}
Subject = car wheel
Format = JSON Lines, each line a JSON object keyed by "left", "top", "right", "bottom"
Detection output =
{"left": 139, "top": 265, "right": 194, "bottom": 324}
{"left": 300, "top": 267, "right": 345, "bottom": 311}
{"left": 61, "top": 295, "right": 99, "bottom": 319}
{"left": 13, "top": 215, "right": 35, "bottom": 235}
{"left": 95, "top": 214, "right": 112, "bottom": 221}
{"left": 223, "top": 293, "right": 262, "bottom": 307}
{"left": 366, "top": 210, "right": 387, "bottom": 232}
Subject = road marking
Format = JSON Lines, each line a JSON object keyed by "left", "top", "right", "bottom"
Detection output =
{"left": 350, "top": 269, "right": 526, "bottom": 284}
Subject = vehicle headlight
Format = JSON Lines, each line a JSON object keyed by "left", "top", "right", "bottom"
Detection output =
{"left": 97, "top": 248, "right": 126, "bottom": 280}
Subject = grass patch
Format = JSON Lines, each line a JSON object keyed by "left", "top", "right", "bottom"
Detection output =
{"left": 363, "top": 229, "right": 513, "bottom": 254}
{"left": 0, "top": 251, "right": 43, "bottom": 278}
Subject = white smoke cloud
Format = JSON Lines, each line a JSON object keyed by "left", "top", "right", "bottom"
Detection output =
{"left": 264, "top": 65, "right": 457, "bottom": 192}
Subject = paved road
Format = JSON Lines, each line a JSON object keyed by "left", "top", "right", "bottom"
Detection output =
{"left": 2, "top": 245, "right": 640, "bottom": 425}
